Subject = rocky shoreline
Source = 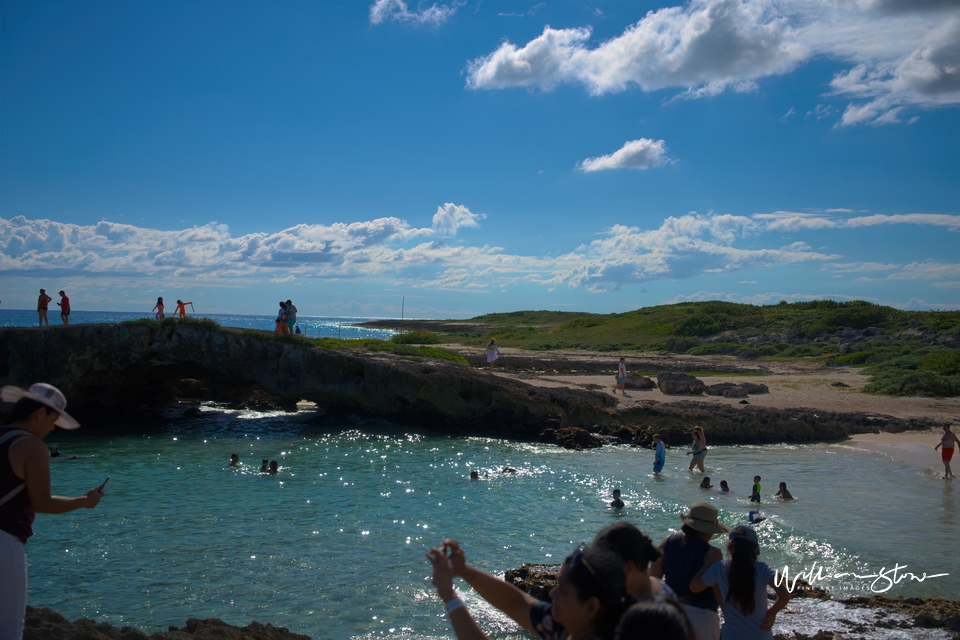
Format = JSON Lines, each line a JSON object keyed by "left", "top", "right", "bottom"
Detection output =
{"left": 0, "top": 323, "right": 943, "bottom": 448}
{"left": 504, "top": 564, "right": 960, "bottom": 639}
{"left": 22, "top": 607, "right": 309, "bottom": 640}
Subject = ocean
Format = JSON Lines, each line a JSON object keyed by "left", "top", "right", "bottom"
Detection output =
{"left": 24, "top": 408, "right": 959, "bottom": 639}
{"left": 0, "top": 309, "right": 395, "bottom": 341}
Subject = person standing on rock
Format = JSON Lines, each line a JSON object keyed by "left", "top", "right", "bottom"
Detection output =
{"left": 174, "top": 300, "right": 193, "bottom": 318}
{"left": 935, "top": 423, "right": 960, "bottom": 479}
{"left": 614, "top": 357, "right": 628, "bottom": 395}
{"left": 284, "top": 300, "right": 298, "bottom": 333}
{"left": 56, "top": 291, "right": 71, "bottom": 325}
{"left": 37, "top": 289, "right": 53, "bottom": 327}
{"left": 485, "top": 339, "right": 501, "bottom": 374}
{"left": 0, "top": 383, "right": 104, "bottom": 640}
{"left": 153, "top": 296, "right": 165, "bottom": 320}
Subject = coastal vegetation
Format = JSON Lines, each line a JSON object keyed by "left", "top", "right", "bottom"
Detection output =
{"left": 387, "top": 300, "right": 960, "bottom": 397}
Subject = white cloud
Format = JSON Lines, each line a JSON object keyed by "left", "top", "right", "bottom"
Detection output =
{"left": 738, "top": 279, "right": 758, "bottom": 283}
{"left": 431, "top": 203, "right": 484, "bottom": 236}
{"left": 844, "top": 213, "right": 960, "bottom": 229}
{"left": 577, "top": 138, "right": 673, "bottom": 172}
{"left": 886, "top": 261, "right": 960, "bottom": 280}
{"left": 466, "top": 0, "right": 960, "bottom": 124}
{"left": 4, "top": 208, "right": 956, "bottom": 300}
{"left": 751, "top": 211, "right": 960, "bottom": 232}
{"left": 369, "top": 0, "right": 460, "bottom": 26}
{"left": 826, "top": 262, "right": 899, "bottom": 273}
{"left": 931, "top": 281, "right": 960, "bottom": 289}
{"left": 781, "top": 107, "right": 796, "bottom": 119}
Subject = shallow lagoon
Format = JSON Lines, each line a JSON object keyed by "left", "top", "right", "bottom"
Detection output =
{"left": 29, "top": 409, "right": 959, "bottom": 638}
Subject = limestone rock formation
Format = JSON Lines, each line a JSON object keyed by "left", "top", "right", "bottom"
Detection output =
{"left": 656, "top": 372, "right": 706, "bottom": 395}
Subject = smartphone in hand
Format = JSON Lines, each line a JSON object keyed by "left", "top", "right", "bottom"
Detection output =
{"left": 97, "top": 476, "right": 110, "bottom": 494}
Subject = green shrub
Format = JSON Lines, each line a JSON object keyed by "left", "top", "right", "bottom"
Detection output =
{"left": 673, "top": 314, "right": 724, "bottom": 337}
{"left": 865, "top": 371, "right": 960, "bottom": 396}
{"left": 919, "top": 350, "right": 960, "bottom": 376}
{"left": 835, "top": 352, "right": 872, "bottom": 365}
{"left": 391, "top": 331, "right": 441, "bottom": 345}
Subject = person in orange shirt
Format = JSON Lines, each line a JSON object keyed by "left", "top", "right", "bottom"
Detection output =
{"left": 174, "top": 300, "right": 193, "bottom": 318}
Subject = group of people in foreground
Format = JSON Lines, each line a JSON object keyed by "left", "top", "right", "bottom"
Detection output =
{"left": 426, "top": 502, "right": 791, "bottom": 640}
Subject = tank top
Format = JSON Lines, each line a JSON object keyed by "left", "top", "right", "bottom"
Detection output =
{"left": 0, "top": 428, "right": 36, "bottom": 544}
{"left": 662, "top": 533, "right": 720, "bottom": 611}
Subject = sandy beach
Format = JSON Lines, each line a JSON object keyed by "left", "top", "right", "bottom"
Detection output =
{"left": 460, "top": 346, "right": 960, "bottom": 424}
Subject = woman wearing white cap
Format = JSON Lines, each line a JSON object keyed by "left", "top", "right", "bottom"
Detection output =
{"left": 689, "top": 525, "right": 791, "bottom": 639}
{"left": 0, "top": 383, "right": 104, "bottom": 640}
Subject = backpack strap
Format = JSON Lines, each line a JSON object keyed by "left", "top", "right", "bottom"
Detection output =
{"left": 0, "top": 429, "right": 34, "bottom": 508}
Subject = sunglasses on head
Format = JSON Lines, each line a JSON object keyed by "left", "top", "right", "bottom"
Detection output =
{"left": 569, "top": 545, "right": 605, "bottom": 595}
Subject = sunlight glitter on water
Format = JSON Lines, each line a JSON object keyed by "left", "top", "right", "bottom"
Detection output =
{"left": 27, "top": 412, "right": 960, "bottom": 638}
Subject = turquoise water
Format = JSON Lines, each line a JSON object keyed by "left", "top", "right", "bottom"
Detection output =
{"left": 27, "top": 411, "right": 959, "bottom": 638}
{"left": 0, "top": 309, "right": 394, "bottom": 340}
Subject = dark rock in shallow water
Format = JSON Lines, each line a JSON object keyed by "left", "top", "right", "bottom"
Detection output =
{"left": 505, "top": 564, "right": 559, "bottom": 601}
{"left": 540, "top": 427, "right": 603, "bottom": 450}
{"left": 23, "top": 607, "right": 311, "bottom": 640}
{"left": 657, "top": 372, "right": 706, "bottom": 395}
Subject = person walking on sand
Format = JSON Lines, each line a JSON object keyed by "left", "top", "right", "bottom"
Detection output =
{"left": 935, "top": 423, "right": 960, "bottom": 479}
{"left": 174, "top": 300, "right": 193, "bottom": 318}
{"left": 687, "top": 426, "right": 707, "bottom": 473}
{"left": 614, "top": 357, "right": 628, "bottom": 395}
{"left": 56, "top": 291, "right": 70, "bottom": 325}
{"left": 153, "top": 297, "right": 165, "bottom": 320}
{"left": 0, "top": 383, "right": 104, "bottom": 640}
{"left": 37, "top": 289, "right": 52, "bottom": 326}
{"left": 485, "top": 339, "right": 501, "bottom": 374}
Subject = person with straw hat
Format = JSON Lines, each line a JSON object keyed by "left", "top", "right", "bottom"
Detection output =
{"left": 0, "top": 383, "right": 105, "bottom": 640}
{"left": 650, "top": 503, "right": 730, "bottom": 640}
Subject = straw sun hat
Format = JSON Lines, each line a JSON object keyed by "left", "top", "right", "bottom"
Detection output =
{"left": 0, "top": 383, "right": 80, "bottom": 430}
{"left": 679, "top": 502, "right": 731, "bottom": 535}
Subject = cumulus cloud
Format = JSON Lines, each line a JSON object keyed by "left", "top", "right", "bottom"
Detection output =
{"left": 369, "top": 0, "right": 460, "bottom": 26}
{"left": 578, "top": 138, "right": 674, "bottom": 172}
{"left": 431, "top": 202, "right": 485, "bottom": 236}
{"left": 466, "top": 0, "right": 960, "bottom": 124}
{"left": 3, "top": 207, "right": 956, "bottom": 298}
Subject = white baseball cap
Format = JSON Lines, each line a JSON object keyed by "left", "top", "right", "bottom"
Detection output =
{"left": 0, "top": 383, "right": 80, "bottom": 429}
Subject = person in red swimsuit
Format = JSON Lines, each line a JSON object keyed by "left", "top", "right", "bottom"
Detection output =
{"left": 934, "top": 423, "right": 960, "bottom": 480}
{"left": 0, "top": 383, "right": 104, "bottom": 639}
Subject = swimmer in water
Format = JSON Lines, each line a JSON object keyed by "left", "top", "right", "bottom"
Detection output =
{"left": 470, "top": 470, "right": 479, "bottom": 480}
{"left": 228, "top": 453, "right": 240, "bottom": 467}
{"left": 268, "top": 460, "right": 278, "bottom": 474}
{"left": 750, "top": 476, "right": 761, "bottom": 503}
{"left": 260, "top": 459, "right": 269, "bottom": 473}
{"left": 774, "top": 482, "right": 793, "bottom": 500}
{"left": 610, "top": 488, "right": 625, "bottom": 509}
{"left": 719, "top": 480, "right": 731, "bottom": 493}
{"left": 502, "top": 466, "right": 516, "bottom": 473}
{"left": 935, "top": 423, "right": 960, "bottom": 479}
{"left": 699, "top": 477, "right": 713, "bottom": 489}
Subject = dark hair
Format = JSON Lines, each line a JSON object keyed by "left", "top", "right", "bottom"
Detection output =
{"left": 727, "top": 537, "right": 759, "bottom": 616}
{"left": 566, "top": 545, "right": 632, "bottom": 640}
{"left": 594, "top": 521, "right": 661, "bottom": 569}
{"left": 614, "top": 599, "right": 696, "bottom": 640}
{"left": 285, "top": 300, "right": 292, "bottom": 305}
{"left": 1, "top": 398, "right": 55, "bottom": 426}
{"left": 157, "top": 297, "right": 163, "bottom": 303}
{"left": 680, "top": 524, "right": 712, "bottom": 542}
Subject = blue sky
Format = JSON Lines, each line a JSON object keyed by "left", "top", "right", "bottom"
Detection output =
{"left": 1, "top": 0, "right": 958, "bottom": 318}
